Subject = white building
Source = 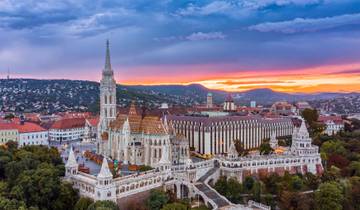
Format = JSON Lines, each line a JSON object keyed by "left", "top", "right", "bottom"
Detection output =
{"left": 0, "top": 122, "right": 18, "bottom": 145}
{"left": 17, "top": 122, "right": 48, "bottom": 147}
{"left": 318, "top": 116, "right": 344, "bottom": 135}
{"left": 0, "top": 120, "right": 48, "bottom": 147}
{"left": 207, "top": 93, "right": 213, "bottom": 108}
{"left": 49, "top": 118, "right": 86, "bottom": 142}
{"left": 250, "top": 101, "right": 256, "bottom": 108}
{"left": 223, "top": 94, "right": 236, "bottom": 112}
{"left": 168, "top": 115, "right": 294, "bottom": 154}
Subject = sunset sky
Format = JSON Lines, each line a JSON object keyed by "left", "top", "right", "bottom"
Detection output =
{"left": 1, "top": 0, "right": 360, "bottom": 93}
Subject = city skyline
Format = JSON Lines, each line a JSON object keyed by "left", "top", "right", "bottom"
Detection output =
{"left": 1, "top": 0, "right": 360, "bottom": 93}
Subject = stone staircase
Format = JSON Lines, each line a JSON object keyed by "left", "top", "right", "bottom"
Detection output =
{"left": 194, "top": 167, "right": 232, "bottom": 208}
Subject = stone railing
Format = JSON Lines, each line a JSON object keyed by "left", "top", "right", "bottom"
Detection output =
{"left": 248, "top": 200, "right": 271, "bottom": 210}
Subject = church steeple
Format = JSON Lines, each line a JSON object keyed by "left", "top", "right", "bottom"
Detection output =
{"left": 98, "top": 40, "right": 117, "bottom": 155}
{"left": 103, "top": 40, "right": 114, "bottom": 77}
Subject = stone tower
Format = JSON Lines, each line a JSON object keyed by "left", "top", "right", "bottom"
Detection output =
{"left": 95, "top": 158, "right": 116, "bottom": 202}
{"left": 206, "top": 92, "right": 213, "bottom": 108}
{"left": 98, "top": 40, "right": 117, "bottom": 154}
{"left": 65, "top": 147, "right": 78, "bottom": 177}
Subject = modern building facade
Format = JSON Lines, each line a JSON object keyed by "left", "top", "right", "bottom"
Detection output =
{"left": 168, "top": 115, "right": 294, "bottom": 154}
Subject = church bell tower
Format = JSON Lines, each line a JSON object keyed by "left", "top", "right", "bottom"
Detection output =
{"left": 98, "top": 40, "right": 117, "bottom": 154}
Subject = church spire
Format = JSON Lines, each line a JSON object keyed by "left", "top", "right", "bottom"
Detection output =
{"left": 103, "top": 39, "right": 113, "bottom": 76}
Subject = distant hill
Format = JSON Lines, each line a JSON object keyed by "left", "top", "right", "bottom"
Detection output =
{"left": 0, "top": 79, "right": 358, "bottom": 113}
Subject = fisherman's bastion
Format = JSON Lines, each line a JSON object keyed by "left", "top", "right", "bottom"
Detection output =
{"left": 64, "top": 41, "right": 323, "bottom": 210}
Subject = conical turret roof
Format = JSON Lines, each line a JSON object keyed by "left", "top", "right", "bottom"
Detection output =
{"left": 66, "top": 147, "right": 78, "bottom": 167}
{"left": 97, "top": 157, "right": 113, "bottom": 179}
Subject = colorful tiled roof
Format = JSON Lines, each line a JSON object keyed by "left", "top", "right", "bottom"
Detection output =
{"left": 109, "top": 104, "right": 167, "bottom": 135}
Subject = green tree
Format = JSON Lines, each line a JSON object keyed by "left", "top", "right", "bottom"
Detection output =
{"left": 321, "top": 140, "right": 346, "bottom": 156}
{"left": 4, "top": 141, "right": 17, "bottom": 153}
{"left": 303, "top": 173, "right": 320, "bottom": 190}
{"left": 263, "top": 173, "right": 281, "bottom": 194}
{"left": 146, "top": 189, "right": 169, "bottom": 210}
{"left": 259, "top": 142, "right": 274, "bottom": 155}
{"left": 322, "top": 166, "right": 341, "bottom": 182}
{"left": 0, "top": 197, "right": 27, "bottom": 210}
{"left": 53, "top": 182, "right": 79, "bottom": 210}
{"left": 161, "top": 202, "right": 187, "bottom": 210}
{"left": 349, "top": 176, "right": 360, "bottom": 210}
{"left": 87, "top": 200, "right": 119, "bottom": 210}
{"left": 225, "top": 178, "right": 243, "bottom": 203}
{"left": 290, "top": 176, "right": 304, "bottom": 191}
{"left": 315, "top": 182, "right": 344, "bottom": 210}
{"left": 349, "top": 161, "right": 360, "bottom": 176}
{"left": 214, "top": 176, "right": 228, "bottom": 195}
{"left": 302, "top": 108, "right": 319, "bottom": 125}
{"left": 74, "top": 197, "right": 94, "bottom": 210}
{"left": 243, "top": 176, "right": 255, "bottom": 192}
{"left": 0, "top": 145, "right": 78, "bottom": 210}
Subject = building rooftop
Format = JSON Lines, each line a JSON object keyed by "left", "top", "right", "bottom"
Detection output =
{"left": 0, "top": 121, "right": 46, "bottom": 133}
{"left": 50, "top": 118, "right": 86, "bottom": 130}
{"left": 109, "top": 104, "right": 167, "bottom": 135}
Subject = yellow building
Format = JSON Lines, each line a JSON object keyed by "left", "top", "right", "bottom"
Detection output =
{"left": 0, "top": 123, "right": 19, "bottom": 145}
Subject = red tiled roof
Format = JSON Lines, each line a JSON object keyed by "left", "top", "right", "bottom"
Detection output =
{"left": 86, "top": 117, "right": 99, "bottom": 127}
{"left": 57, "top": 112, "right": 92, "bottom": 119}
{"left": 0, "top": 122, "right": 18, "bottom": 130}
{"left": 318, "top": 116, "right": 343, "bottom": 124}
{"left": 50, "top": 118, "right": 86, "bottom": 130}
{"left": 16, "top": 122, "right": 46, "bottom": 133}
{"left": 0, "top": 121, "right": 46, "bottom": 133}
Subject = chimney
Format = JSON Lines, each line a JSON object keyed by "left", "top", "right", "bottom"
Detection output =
{"left": 20, "top": 114, "right": 25, "bottom": 125}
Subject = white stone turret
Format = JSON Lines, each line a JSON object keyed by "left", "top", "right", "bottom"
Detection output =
{"left": 227, "top": 140, "right": 238, "bottom": 160}
{"left": 95, "top": 158, "right": 116, "bottom": 202}
{"left": 122, "top": 118, "right": 130, "bottom": 164}
{"left": 270, "top": 132, "right": 278, "bottom": 149}
{"left": 65, "top": 147, "right": 78, "bottom": 177}
{"left": 158, "top": 144, "right": 171, "bottom": 171}
{"left": 291, "top": 119, "right": 318, "bottom": 156}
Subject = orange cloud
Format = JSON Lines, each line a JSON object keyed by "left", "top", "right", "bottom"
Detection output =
{"left": 120, "top": 62, "right": 360, "bottom": 93}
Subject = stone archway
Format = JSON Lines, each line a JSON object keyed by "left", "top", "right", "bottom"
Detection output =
{"left": 180, "top": 184, "right": 189, "bottom": 199}
{"left": 193, "top": 194, "right": 205, "bottom": 207}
